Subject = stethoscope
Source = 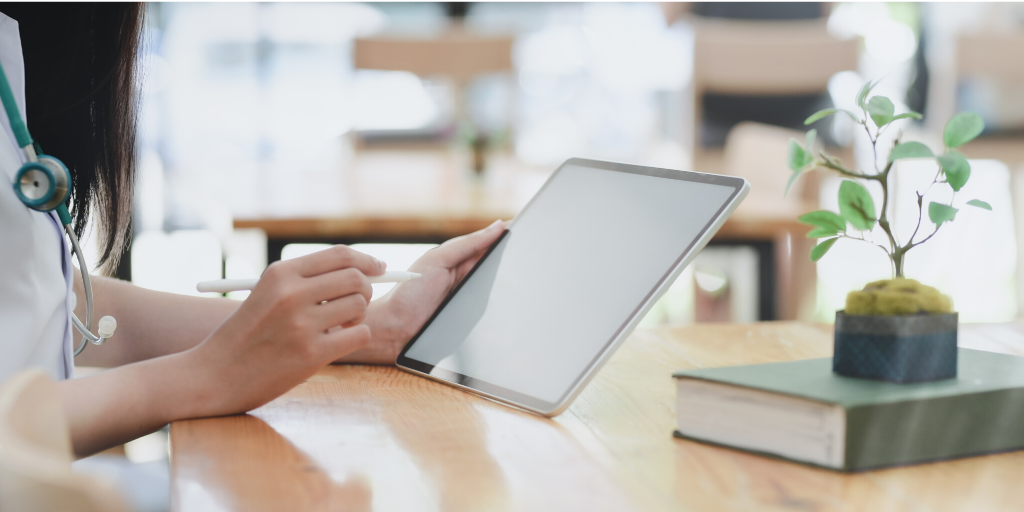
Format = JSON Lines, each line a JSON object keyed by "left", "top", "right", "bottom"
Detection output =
{"left": 0, "top": 62, "right": 116, "bottom": 356}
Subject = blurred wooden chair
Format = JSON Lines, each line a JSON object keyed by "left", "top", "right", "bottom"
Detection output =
{"left": 690, "top": 18, "right": 858, "bottom": 176}
{"left": 723, "top": 122, "right": 822, "bottom": 206}
{"left": 353, "top": 32, "right": 514, "bottom": 83}
{"left": 956, "top": 32, "right": 1024, "bottom": 166}
{"left": 353, "top": 29, "right": 516, "bottom": 158}
{"left": 0, "top": 369, "right": 129, "bottom": 512}
{"left": 721, "top": 122, "right": 823, "bottom": 321}
{"left": 684, "top": 20, "right": 855, "bottom": 321}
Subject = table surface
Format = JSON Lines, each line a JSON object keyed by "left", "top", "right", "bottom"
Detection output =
{"left": 170, "top": 321, "right": 1024, "bottom": 512}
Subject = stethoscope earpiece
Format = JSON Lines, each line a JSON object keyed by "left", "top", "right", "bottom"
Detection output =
{"left": 13, "top": 155, "right": 71, "bottom": 212}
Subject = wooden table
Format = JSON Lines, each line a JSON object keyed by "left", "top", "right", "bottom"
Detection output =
{"left": 170, "top": 321, "right": 1024, "bottom": 511}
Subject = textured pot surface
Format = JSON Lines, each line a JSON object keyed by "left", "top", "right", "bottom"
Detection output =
{"left": 833, "top": 311, "right": 958, "bottom": 383}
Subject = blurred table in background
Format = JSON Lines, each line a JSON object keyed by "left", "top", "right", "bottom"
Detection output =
{"left": 955, "top": 30, "right": 1024, "bottom": 318}
{"left": 170, "top": 321, "right": 1024, "bottom": 512}
{"left": 234, "top": 146, "right": 818, "bottom": 320}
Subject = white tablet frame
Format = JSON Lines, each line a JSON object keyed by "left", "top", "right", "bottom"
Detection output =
{"left": 396, "top": 158, "right": 750, "bottom": 416}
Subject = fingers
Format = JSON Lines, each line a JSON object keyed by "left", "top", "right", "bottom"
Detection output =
{"left": 289, "top": 245, "right": 386, "bottom": 278}
{"left": 322, "top": 323, "right": 372, "bottom": 361}
{"left": 315, "top": 293, "right": 369, "bottom": 331}
{"left": 421, "top": 220, "right": 506, "bottom": 269}
{"left": 454, "top": 253, "right": 485, "bottom": 283}
{"left": 309, "top": 267, "right": 373, "bottom": 304}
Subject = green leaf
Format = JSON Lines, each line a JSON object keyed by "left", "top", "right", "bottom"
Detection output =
{"left": 967, "top": 199, "right": 992, "bottom": 210}
{"left": 811, "top": 238, "right": 839, "bottom": 262}
{"left": 805, "top": 108, "right": 837, "bottom": 125}
{"left": 805, "top": 109, "right": 859, "bottom": 125}
{"left": 838, "top": 180, "right": 876, "bottom": 231}
{"left": 804, "top": 129, "right": 817, "bottom": 157}
{"left": 806, "top": 227, "right": 840, "bottom": 238}
{"left": 798, "top": 210, "right": 847, "bottom": 231}
{"left": 943, "top": 112, "right": 985, "bottom": 148}
{"left": 888, "top": 141, "right": 933, "bottom": 163}
{"left": 785, "top": 135, "right": 816, "bottom": 196}
{"left": 787, "top": 138, "right": 808, "bottom": 172}
{"left": 928, "top": 202, "right": 959, "bottom": 227}
{"left": 891, "top": 111, "right": 923, "bottom": 122}
{"left": 937, "top": 151, "right": 971, "bottom": 191}
{"left": 856, "top": 81, "right": 874, "bottom": 108}
{"left": 784, "top": 170, "right": 802, "bottom": 197}
{"left": 866, "top": 96, "right": 895, "bottom": 128}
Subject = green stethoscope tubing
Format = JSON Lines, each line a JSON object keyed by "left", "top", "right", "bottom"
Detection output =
{"left": 0, "top": 61, "right": 112, "bottom": 356}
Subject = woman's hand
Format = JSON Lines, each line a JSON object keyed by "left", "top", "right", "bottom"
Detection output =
{"left": 339, "top": 220, "right": 508, "bottom": 365}
{"left": 183, "top": 245, "right": 385, "bottom": 416}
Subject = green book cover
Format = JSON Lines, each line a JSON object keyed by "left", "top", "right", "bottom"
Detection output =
{"left": 672, "top": 348, "right": 1024, "bottom": 471}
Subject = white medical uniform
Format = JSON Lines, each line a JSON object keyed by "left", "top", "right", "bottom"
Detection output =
{"left": 0, "top": 12, "right": 75, "bottom": 383}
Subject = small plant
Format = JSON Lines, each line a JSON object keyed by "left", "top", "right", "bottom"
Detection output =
{"left": 787, "top": 81, "right": 991, "bottom": 280}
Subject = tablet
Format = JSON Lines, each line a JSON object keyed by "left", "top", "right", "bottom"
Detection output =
{"left": 397, "top": 158, "right": 749, "bottom": 416}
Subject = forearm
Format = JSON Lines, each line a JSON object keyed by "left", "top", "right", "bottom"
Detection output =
{"left": 73, "top": 274, "right": 240, "bottom": 367}
{"left": 58, "top": 350, "right": 216, "bottom": 458}
{"left": 60, "top": 246, "right": 386, "bottom": 457}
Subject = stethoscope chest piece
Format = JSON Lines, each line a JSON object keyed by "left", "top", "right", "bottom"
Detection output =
{"left": 2, "top": 60, "right": 113, "bottom": 356}
{"left": 13, "top": 155, "right": 71, "bottom": 212}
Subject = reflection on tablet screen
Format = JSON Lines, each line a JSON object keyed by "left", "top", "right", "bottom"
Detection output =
{"left": 404, "top": 164, "right": 736, "bottom": 404}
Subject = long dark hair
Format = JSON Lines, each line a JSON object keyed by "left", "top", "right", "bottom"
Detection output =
{"left": 1, "top": 3, "right": 144, "bottom": 273}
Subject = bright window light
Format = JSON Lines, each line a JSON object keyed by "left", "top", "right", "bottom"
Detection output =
{"left": 280, "top": 243, "right": 333, "bottom": 261}
{"left": 131, "top": 230, "right": 222, "bottom": 297}
{"left": 864, "top": 18, "right": 918, "bottom": 65}
{"left": 826, "top": 2, "right": 891, "bottom": 40}
{"left": 352, "top": 70, "right": 439, "bottom": 131}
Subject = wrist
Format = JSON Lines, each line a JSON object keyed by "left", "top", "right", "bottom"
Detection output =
{"left": 338, "top": 299, "right": 406, "bottom": 364}
{"left": 160, "top": 346, "right": 228, "bottom": 419}
{"left": 365, "top": 299, "right": 396, "bottom": 342}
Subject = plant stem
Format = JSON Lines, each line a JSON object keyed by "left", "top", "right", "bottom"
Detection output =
{"left": 818, "top": 157, "right": 878, "bottom": 181}
{"left": 893, "top": 156, "right": 948, "bottom": 277}
{"left": 875, "top": 152, "right": 899, "bottom": 275}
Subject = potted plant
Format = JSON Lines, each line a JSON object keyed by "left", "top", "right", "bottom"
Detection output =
{"left": 786, "top": 81, "right": 990, "bottom": 383}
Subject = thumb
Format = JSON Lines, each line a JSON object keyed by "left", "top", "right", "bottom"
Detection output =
{"left": 424, "top": 220, "right": 506, "bottom": 269}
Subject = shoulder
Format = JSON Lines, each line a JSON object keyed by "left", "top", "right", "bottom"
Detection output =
{"left": 0, "top": 11, "right": 20, "bottom": 49}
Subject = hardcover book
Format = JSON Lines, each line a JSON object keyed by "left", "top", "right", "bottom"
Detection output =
{"left": 672, "top": 348, "right": 1024, "bottom": 471}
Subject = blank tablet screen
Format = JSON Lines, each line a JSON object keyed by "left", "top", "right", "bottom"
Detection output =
{"left": 398, "top": 161, "right": 742, "bottom": 410}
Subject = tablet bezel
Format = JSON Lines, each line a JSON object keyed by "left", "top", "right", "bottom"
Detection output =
{"left": 396, "top": 158, "right": 749, "bottom": 416}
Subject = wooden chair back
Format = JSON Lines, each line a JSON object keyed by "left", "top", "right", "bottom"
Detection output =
{"left": 353, "top": 32, "right": 514, "bottom": 81}
{"left": 693, "top": 19, "right": 858, "bottom": 95}
{"left": 0, "top": 369, "right": 129, "bottom": 512}
{"left": 690, "top": 18, "right": 858, "bottom": 161}
{"left": 957, "top": 32, "right": 1024, "bottom": 82}
{"left": 723, "top": 121, "right": 821, "bottom": 205}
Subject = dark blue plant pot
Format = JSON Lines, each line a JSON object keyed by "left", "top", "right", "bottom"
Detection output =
{"left": 833, "top": 311, "right": 958, "bottom": 383}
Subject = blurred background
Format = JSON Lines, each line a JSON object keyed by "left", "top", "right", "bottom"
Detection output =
{"left": 72, "top": 3, "right": 1024, "bottom": 509}
{"left": 79, "top": 1, "right": 1024, "bottom": 327}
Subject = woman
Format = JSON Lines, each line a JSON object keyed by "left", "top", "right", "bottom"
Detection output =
{"left": 0, "top": 4, "right": 504, "bottom": 458}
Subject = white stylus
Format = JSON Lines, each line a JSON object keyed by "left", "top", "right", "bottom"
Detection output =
{"left": 196, "top": 271, "right": 422, "bottom": 294}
